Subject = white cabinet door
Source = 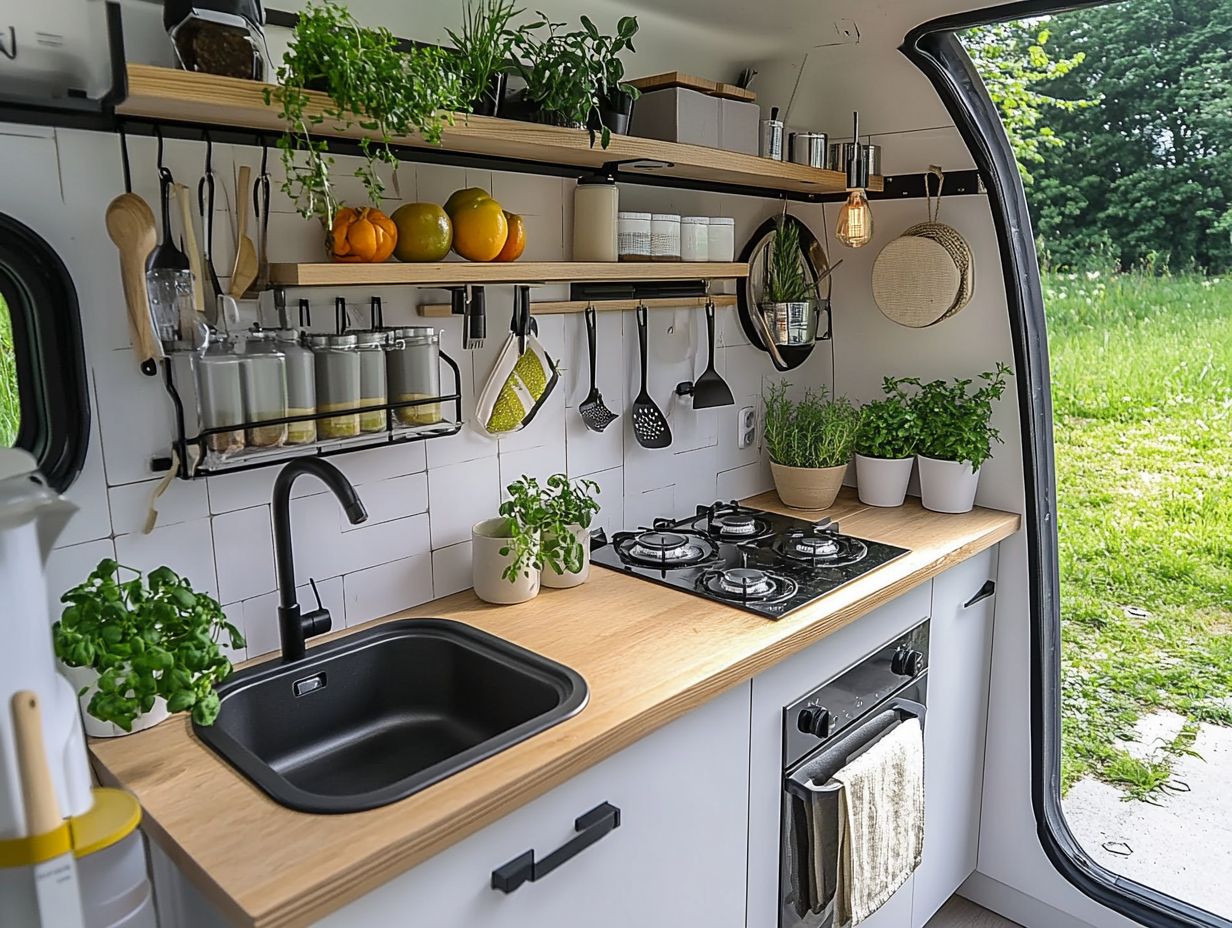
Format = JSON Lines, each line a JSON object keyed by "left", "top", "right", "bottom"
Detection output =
{"left": 859, "top": 875, "right": 916, "bottom": 928}
{"left": 316, "top": 681, "right": 752, "bottom": 928}
{"left": 911, "top": 546, "right": 999, "bottom": 928}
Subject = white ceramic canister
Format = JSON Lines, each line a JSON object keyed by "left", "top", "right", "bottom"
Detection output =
{"left": 680, "top": 216, "right": 709, "bottom": 262}
{"left": 618, "top": 211, "right": 652, "bottom": 262}
{"left": 708, "top": 217, "right": 735, "bottom": 262}
{"left": 650, "top": 213, "right": 681, "bottom": 262}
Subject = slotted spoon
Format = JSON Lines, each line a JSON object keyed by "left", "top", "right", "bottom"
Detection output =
{"left": 631, "top": 303, "right": 672, "bottom": 449}
{"left": 579, "top": 305, "right": 618, "bottom": 432}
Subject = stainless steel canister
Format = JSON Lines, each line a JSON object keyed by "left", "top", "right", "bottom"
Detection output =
{"left": 274, "top": 328, "right": 317, "bottom": 445}
{"left": 759, "top": 114, "right": 785, "bottom": 161}
{"left": 826, "top": 141, "right": 882, "bottom": 178}
{"left": 239, "top": 330, "right": 288, "bottom": 448}
{"left": 309, "top": 334, "right": 360, "bottom": 439}
{"left": 788, "top": 132, "right": 828, "bottom": 168}
{"left": 386, "top": 327, "right": 442, "bottom": 426}
{"left": 354, "top": 330, "right": 389, "bottom": 433}
{"left": 195, "top": 331, "right": 246, "bottom": 455}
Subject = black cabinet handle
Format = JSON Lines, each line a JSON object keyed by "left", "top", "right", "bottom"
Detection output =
{"left": 964, "top": 580, "right": 996, "bottom": 608}
{"left": 491, "top": 802, "right": 621, "bottom": 893}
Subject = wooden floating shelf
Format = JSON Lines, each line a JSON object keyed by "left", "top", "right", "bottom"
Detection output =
{"left": 268, "top": 261, "right": 748, "bottom": 288}
{"left": 118, "top": 65, "right": 883, "bottom": 197}
{"left": 418, "top": 294, "right": 738, "bottom": 317}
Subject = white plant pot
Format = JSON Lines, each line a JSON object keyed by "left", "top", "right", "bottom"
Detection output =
{"left": 855, "top": 454, "right": 914, "bottom": 508}
{"left": 917, "top": 455, "right": 981, "bottom": 514}
{"left": 541, "top": 524, "right": 591, "bottom": 589}
{"left": 61, "top": 664, "right": 170, "bottom": 738}
{"left": 472, "top": 518, "right": 541, "bottom": 605}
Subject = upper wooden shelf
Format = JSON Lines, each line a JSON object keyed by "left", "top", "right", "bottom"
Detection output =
{"left": 118, "top": 65, "right": 882, "bottom": 198}
{"left": 268, "top": 261, "right": 748, "bottom": 288}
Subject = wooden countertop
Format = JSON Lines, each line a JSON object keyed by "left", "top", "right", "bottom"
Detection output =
{"left": 89, "top": 491, "right": 1019, "bottom": 928}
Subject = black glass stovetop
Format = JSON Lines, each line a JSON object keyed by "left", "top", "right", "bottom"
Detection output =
{"left": 590, "top": 501, "right": 910, "bottom": 620}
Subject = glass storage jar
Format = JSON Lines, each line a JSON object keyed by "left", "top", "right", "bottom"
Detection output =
{"left": 355, "top": 330, "right": 389, "bottom": 433}
{"left": 274, "top": 328, "right": 316, "bottom": 445}
{"left": 708, "top": 217, "right": 736, "bottom": 262}
{"left": 309, "top": 334, "right": 361, "bottom": 439}
{"left": 650, "top": 214, "right": 681, "bottom": 261}
{"left": 386, "top": 327, "right": 442, "bottom": 425}
{"left": 618, "top": 211, "right": 652, "bottom": 262}
{"left": 195, "top": 331, "right": 246, "bottom": 455}
{"left": 239, "top": 330, "right": 288, "bottom": 448}
{"left": 681, "top": 217, "right": 710, "bottom": 262}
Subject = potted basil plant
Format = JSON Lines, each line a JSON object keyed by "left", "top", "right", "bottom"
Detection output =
{"left": 911, "top": 364, "right": 1012, "bottom": 513}
{"left": 855, "top": 377, "right": 918, "bottom": 507}
{"left": 586, "top": 14, "right": 640, "bottom": 139}
{"left": 53, "top": 559, "right": 244, "bottom": 737}
{"left": 447, "top": 0, "right": 522, "bottom": 116}
{"left": 472, "top": 475, "right": 546, "bottom": 605}
{"left": 764, "top": 380, "right": 860, "bottom": 510}
{"left": 540, "top": 475, "right": 601, "bottom": 589}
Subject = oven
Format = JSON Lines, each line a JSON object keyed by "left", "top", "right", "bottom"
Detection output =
{"left": 779, "top": 620, "right": 929, "bottom": 927}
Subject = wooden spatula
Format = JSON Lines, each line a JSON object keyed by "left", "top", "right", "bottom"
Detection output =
{"left": 228, "top": 165, "right": 258, "bottom": 298}
{"left": 104, "top": 192, "right": 163, "bottom": 376}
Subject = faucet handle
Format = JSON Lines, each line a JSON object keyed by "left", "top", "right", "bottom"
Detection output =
{"left": 308, "top": 577, "right": 325, "bottom": 611}
{"left": 302, "top": 577, "right": 332, "bottom": 640}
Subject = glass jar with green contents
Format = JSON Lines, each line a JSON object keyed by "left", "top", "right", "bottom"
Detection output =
{"left": 354, "top": 330, "right": 389, "bottom": 433}
{"left": 308, "top": 334, "right": 360, "bottom": 439}
{"left": 239, "top": 330, "right": 288, "bottom": 448}
{"left": 274, "top": 328, "right": 317, "bottom": 445}
{"left": 386, "top": 326, "right": 441, "bottom": 425}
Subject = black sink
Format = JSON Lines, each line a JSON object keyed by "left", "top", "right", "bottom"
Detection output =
{"left": 194, "top": 619, "right": 588, "bottom": 813}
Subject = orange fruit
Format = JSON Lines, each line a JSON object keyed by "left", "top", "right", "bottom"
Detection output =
{"left": 390, "top": 202, "right": 453, "bottom": 262}
{"left": 329, "top": 207, "right": 397, "bottom": 263}
{"left": 494, "top": 211, "right": 526, "bottom": 262}
{"left": 444, "top": 186, "right": 492, "bottom": 217}
{"left": 452, "top": 198, "right": 509, "bottom": 262}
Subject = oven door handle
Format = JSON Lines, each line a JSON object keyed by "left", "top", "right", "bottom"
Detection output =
{"left": 785, "top": 699, "right": 926, "bottom": 800}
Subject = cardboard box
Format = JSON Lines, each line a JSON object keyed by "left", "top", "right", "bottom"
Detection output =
{"left": 629, "top": 87, "right": 721, "bottom": 148}
{"left": 719, "top": 98, "right": 760, "bottom": 155}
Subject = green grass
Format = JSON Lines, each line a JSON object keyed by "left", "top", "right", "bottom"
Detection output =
{"left": 1046, "top": 270, "right": 1232, "bottom": 797}
{"left": 0, "top": 294, "right": 18, "bottom": 447}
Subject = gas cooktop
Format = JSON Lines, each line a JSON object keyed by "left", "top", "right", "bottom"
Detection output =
{"left": 590, "top": 501, "right": 910, "bottom": 619}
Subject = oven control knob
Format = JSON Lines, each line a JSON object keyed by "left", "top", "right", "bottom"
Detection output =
{"left": 797, "top": 706, "right": 832, "bottom": 739}
{"left": 892, "top": 648, "right": 926, "bottom": 677}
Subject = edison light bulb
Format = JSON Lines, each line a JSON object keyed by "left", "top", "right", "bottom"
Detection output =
{"left": 835, "top": 189, "right": 874, "bottom": 248}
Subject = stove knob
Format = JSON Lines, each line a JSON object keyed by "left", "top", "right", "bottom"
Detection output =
{"left": 797, "top": 706, "right": 832, "bottom": 739}
{"left": 892, "top": 647, "right": 926, "bottom": 677}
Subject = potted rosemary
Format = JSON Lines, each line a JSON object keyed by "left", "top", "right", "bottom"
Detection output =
{"left": 764, "top": 381, "right": 861, "bottom": 510}
{"left": 759, "top": 219, "right": 819, "bottom": 346}
{"left": 540, "top": 474, "right": 601, "bottom": 589}
{"left": 855, "top": 377, "right": 919, "bottom": 507}
{"left": 447, "top": 0, "right": 522, "bottom": 116}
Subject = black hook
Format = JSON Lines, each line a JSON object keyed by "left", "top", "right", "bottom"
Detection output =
{"left": 299, "top": 298, "right": 311, "bottom": 329}
{"left": 370, "top": 296, "right": 383, "bottom": 330}
{"left": 155, "top": 124, "right": 165, "bottom": 174}
{"left": 118, "top": 124, "right": 132, "bottom": 194}
{"left": 335, "top": 296, "right": 347, "bottom": 335}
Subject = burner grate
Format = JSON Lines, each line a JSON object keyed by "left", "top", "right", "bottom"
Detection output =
{"left": 699, "top": 566, "right": 799, "bottom": 604}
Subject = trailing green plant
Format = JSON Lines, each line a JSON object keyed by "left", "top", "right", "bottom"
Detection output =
{"left": 53, "top": 560, "right": 244, "bottom": 730}
{"left": 498, "top": 475, "right": 550, "bottom": 581}
{"left": 265, "top": 0, "right": 464, "bottom": 222}
{"left": 761, "top": 220, "right": 818, "bottom": 304}
{"left": 585, "top": 14, "right": 640, "bottom": 135}
{"left": 855, "top": 376, "right": 919, "bottom": 460}
{"left": 763, "top": 380, "right": 860, "bottom": 469}
{"left": 446, "top": 0, "right": 522, "bottom": 112}
{"left": 909, "top": 363, "right": 1013, "bottom": 471}
{"left": 540, "top": 474, "right": 600, "bottom": 576}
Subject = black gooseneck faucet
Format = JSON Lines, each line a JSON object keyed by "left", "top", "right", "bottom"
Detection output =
{"left": 271, "top": 458, "right": 368, "bottom": 662}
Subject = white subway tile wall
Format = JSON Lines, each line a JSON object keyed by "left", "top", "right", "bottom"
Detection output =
{"left": 9, "top": 126, "right": 836, "bottom": 658}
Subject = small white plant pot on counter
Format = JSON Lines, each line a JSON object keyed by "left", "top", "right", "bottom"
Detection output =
{"left": 472, "top": 518, "right": 541, "bottom": 605}
{"left": 770, "top": 462, "right": 848, "bottom": 511}
{"left": 541, "top": 524, "right": 591, "bottom": 589}
{"left": 855, "top": 454, "right": 914, "bottom": 508}
{"left": 917, "top": 455, "right": 981, "bottom": 514}
{"left": 61, "top": 664, "right": 170, "bottom": 738}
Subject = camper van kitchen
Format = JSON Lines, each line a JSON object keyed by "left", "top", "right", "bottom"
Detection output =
{"left": 3, "top": 2, "right": 1207, "bottom": 928}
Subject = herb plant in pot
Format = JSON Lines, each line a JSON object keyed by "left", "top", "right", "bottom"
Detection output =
{"left": 759, "top": 219, "right": 819, "bottom": 346}
{"left": 911, "top": 364, "right": 1012, "bottom": 513}
{"left": 540, "top": 475, "right": 600, "bottom": 589}
{"left": 855, "top": 377, "right": 918, "bottom": 508}
{"left": 585, "top": 14, "right": 640, "bottom": 139}
{"left": 764, "top": 380, "right": 861, "bottom": 511}
{"left": 447, "top": 0, "right": 521, "bottom": 116}
{"left": 53, "top": 559, "right": 244, "bottom": 738}
{"left": 472, "top": 475, "right": 546, "bottom": 605}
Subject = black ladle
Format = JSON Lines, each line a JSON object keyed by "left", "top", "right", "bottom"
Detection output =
{"left": 146, "top": 168, "right": 190, "bottom": 275}
{"left": 676, "top": 299, "right": 734, "bottom": 409}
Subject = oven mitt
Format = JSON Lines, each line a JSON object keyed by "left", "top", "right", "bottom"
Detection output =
{"left": 475, "top": 330, "right": 560, "bottom": 438}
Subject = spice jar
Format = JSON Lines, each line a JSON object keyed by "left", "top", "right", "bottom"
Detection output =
{"left": 195, "top": 331, "right": 246, "bottom": 455}
{"left": 274, "top": 328, "right": 316, "bottom": 445}
{"left": 681, "top": 217, "right": 710, "bottom": 262}
{"left": 618, "top": 211, "right": 652, "bottom": 262}
{"left": 572, "top": 170, "right": 619, "bottom": 261}
{"left": 164, "top": 0, "right": 268, "bottom": 81}
{"left": 707, "top": 217, "right": 735, "bottom": 262}
{"left": 239, "top": 330, "right": 288, "bottom": 448}
{"left": 386, "top": 327, "right": 442, "bottom": 426}
{"left": 355, "top": 330, "right": 389, "bottom": 433}
{"left": 650, "top": 214, "right": 681, "bottom": 262}
{"left": 309, "top": 334, "right": 360, "bottom": 439}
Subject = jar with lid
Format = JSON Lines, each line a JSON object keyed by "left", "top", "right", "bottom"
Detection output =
{"left": 681, "top": 217, "right": 709, "bottom": 262}
{"left": 707, "top": 217, "right": 735, "bottom": 262}
{"left": 274, "top": 329, "right": 316, "bottom": 445}
{"left": 164, "top": 0, "right": 269, "bottom": 81}
{"left": 195, "top": 331, "right": 246, "bottom": 456}
{"left": 354, "top": 331, "right": 389, "bottom": 433}
{"left": 239, "top": 330, "right": 288, "bottom": 448}
{"left": 650, "top": 214, "right": 681, "bottom": 262}
{"left": 386, "top": 327, "right": 442, "bottom": 426}
{"left": 572, "top": 170, "right": 619, "bottom": 262}
{"left": 618, "top": 212, "right": 652, "bottom": 262}
{"left": 309, "top": 334, "right": 360, "bottom": 439}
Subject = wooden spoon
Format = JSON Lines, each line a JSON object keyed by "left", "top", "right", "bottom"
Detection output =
{"left": 228, "top": 164, "right": 258, "bottom": 298}
{"left": 105, "top": 192, "right": 163, "bottom": 375}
